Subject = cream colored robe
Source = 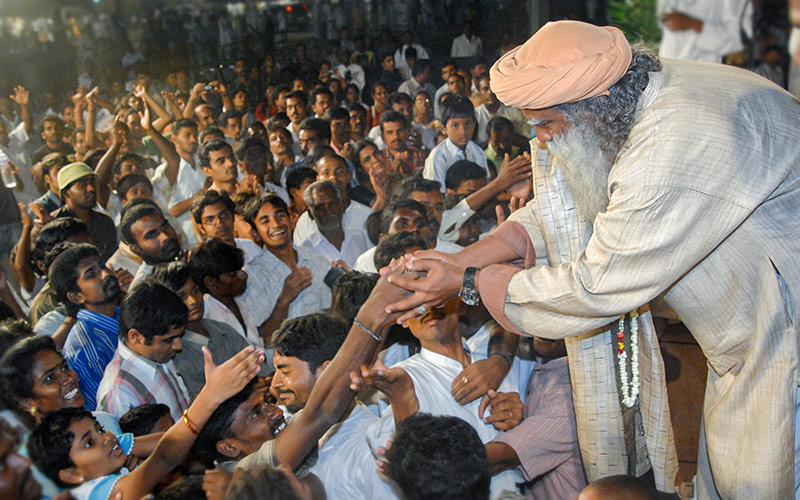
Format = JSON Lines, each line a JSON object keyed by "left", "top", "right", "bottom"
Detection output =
{"left": 479, "top": 59, "right": 800, "bottom": 498}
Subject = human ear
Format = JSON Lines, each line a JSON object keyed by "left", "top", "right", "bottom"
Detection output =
{"left": 216, "top": 439, "right": 242, "bottom": 459}
{"left": 66, "top": 291, "right": 85, "bottom": 306}
{"left": 59, "top": 466, "right": 85, "bottom": 486}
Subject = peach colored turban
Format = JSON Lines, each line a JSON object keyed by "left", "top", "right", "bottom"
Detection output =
{"left": 490, "top": 21, "right": 632, "bottom": 109}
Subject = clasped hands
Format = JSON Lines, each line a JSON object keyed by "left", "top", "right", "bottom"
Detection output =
{"left": 379, "top": 251, "right": 470, "bottom": 324}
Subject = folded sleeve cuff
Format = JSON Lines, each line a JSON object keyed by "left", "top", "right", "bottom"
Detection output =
{"left": 477, "top": 264, "right": 525, "bottom": 335}
{"left": 487, "top": 220, "right": 537, "bottom": 267}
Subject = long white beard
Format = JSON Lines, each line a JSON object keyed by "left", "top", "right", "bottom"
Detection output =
{"left": 547, "top": 120, "right": 616, "bottom": 224}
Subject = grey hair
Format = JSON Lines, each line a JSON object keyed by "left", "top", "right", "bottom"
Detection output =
{"left": 303, "top": 179, "right": 343, "bottom": 210}
{"left": 556, "top": 45, "right": 661, "bottom": 159}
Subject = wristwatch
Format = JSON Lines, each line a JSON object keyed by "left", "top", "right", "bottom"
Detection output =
{"left": 459, "top": 267, "right": 481, "bottom": 306}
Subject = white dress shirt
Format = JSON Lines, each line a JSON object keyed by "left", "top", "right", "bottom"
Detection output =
{"left": 203, "top": 294, "right": 263, "bottom": 347}
{"left": 298, "top": 223, "right": 370, "bottom": 269}
{"left": 167, "top": 157, "right": 206, "bottom": 248}
{"left": 422, "top": 138, "right": 489, "bottom": 192}
{"left": 450, "top": 34, "right": 483, "bottom": 58}
{"left": 293, "top": 200, "right": 373, "bottom": 246}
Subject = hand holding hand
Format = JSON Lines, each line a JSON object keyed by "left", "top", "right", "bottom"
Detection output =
{"left": 382, "top": 253, "right": 466, "bottom": 323}
{"left": 479, "top": 390, "right": 524, "bottom": 430}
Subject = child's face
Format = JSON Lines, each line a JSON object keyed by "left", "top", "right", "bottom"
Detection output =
{"left": 65, "top": 417, "right": 126, "bottom": 484}
{"left": 444, "top": 116, "right": 475, "bottom": 149}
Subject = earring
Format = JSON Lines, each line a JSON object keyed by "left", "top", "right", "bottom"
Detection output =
{"left": 30, "top": 407, "right": 37, "bottom": 416}
{"left": 80, "top": 476, "right": 85, "bottom": 482}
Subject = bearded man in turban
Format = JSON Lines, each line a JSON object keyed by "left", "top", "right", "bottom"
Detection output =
{"left": 384, "top": 20, "right": 800, "bottom": 499}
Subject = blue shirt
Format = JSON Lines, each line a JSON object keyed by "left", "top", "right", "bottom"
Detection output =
{"left": 422, "top": 138, "right": 489, "bottom": 192}
{"left": 63, "top": 308, "right": 120, "bottom": 410}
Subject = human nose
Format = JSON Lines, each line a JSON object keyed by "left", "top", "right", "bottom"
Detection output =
{"left": 172, "top": 338, "right": 182, "bottom": 352}
{"left": 271, "top": 371, "right": 284, "bottom": 388}
{"left": 534, "top": 125, "right": 552, "bottom": 142}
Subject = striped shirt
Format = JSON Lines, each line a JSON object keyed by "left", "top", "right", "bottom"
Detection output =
{"left": 96, "top": 341, "right": 190, "bottom": 421}
{"left": 63, "top": 308, "right": 120, "bottom": 410}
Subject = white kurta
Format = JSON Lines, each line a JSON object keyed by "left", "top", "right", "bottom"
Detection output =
{"left": 657, "top": 0, "right": 749, "bottom": 63}
{"left": 482, "top": 59, "right": 800, "bottom": 498}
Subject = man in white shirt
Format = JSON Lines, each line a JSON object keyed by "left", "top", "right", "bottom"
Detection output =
{"left": 0, "top": 86, "right": 34, "bottom": 203}
{"left": 657, "top": 0, "right": 750, "bottom": 63}
{"left": 285, "top": 91, "right": 309, "bottom": 157}
{"left": 398, "top": 60, "right": 437, "bottom": 104}
{"left": 96, "top": 281, "right": 190, "bottom": 420}
{"left": 191, "top": 190, "right": 262, "bottom": 263}
{"left": 297, "top": 180, "right": 369, "bottom": 268}
{"left": 451, "top": 20, "right": 483, "bottom": 58}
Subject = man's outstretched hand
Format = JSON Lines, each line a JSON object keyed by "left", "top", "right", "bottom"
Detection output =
{"left": 381, "top": 252, "right": 468, "bottom": 324}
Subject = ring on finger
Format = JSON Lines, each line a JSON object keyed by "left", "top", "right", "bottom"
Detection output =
{"left": 417, "top": 306, "right": 428, "bottom": 316}
{"left": 462, "top": 376, "right": 468, "bottom": 385}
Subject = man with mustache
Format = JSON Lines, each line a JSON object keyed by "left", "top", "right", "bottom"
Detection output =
{"left": 120, "top": 202, "right": 182, "bottom": 288}
{"left": 385, "top": 20, "right": 800, "bottom": 498}
{"left": 52, "top": 162, "right": 117, "bottom": 262}
{"left": 300, "top": 180, "right": 369, "bottom": 269}
{"left": 49, "top": 243, "right": 123, "bottom": 410}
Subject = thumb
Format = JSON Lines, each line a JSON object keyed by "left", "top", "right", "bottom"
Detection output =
{"left": 479, "top": 394, "right": 490, "bottom": 419}
{"left": 495, "top": 204, "right": 506, "bottom": 224}
{"left": 202, "top": 345, "right": 216, "bottom": 373}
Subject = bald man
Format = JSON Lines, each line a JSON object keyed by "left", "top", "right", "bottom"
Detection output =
{"left": 384, "top": 20, "right": 800, "bottom": 499}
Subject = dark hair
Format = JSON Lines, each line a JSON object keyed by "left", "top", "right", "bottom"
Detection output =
{"left": 327, "top": 106, "right": 350, "bottom": 122}
{"left": 224, "top": 465, "right": 299, "bottom": 500}
{"left": 365, "top": 211, "right": 382, "bottom": 245}
{"left": 405, "top": 47, "right": 418, "bottom": 60}
{"left": 352, "top": 139, "right": 377, "bottom": 169}
{"left": 441, "top": 94, "right": 475, "bottom": 126}
{"left": 348, "top": 102, "right": 367, "bottom": 115}
{"left": 119, "top": 403, "right": 172, "bottom": 436}
{"left": 388, "top": 92, "right": 413, "bottom": 108}
{"left": 386, "top": 413, "right": 491, "bottom": 500}
{"left": 267, "top": 113, "right": 290, "bottom": 130}
{"left": 311, "top": 87, "right": 333, "bottom": 103}
{"left": 412, "top": 60, "right": 431, "bottom": 78}
{"left": 120, "top": 281, "right": 188, "bottom": 343}
{"left": 285, "top": 90, "right": 309, "bottom": 106}
{"left": 398, "top": 177, "right": 442, "bottom": 198}
{"left": 235, "top": 137, "right": 268, "bottom": 161}
{"left": 82, "top": 149, "right": 107, "bottom": 170}
{"left": 28, "top": 407, "right": 94, "bottom": 487}
{"left": 41, "top": 114, "right": 65, "bottom": 130}
{"left": 486, "top": 116, "right": 513, "bottom": 136}
{"left": 0, "top": 335, "right": 56, "bottom": 421}
{"left": 380, "top": 110, "right": 407, "bottom": 133}
{"left": 41, "top": 153, "right": 67, "bottom": 178}
{"left": 192, "top": 380, "right": 257, "bottom": 462}
{"left": 445, "top": 160, "right": 485, "bottom": 191}
{"left": 199, "top": 126, "right": 224, "bottom": 144}
{"left": 172, "top": 118, "right": 198, "bottom": 135}
{"left": 374, "top": 231, "right": 427, "bottom": 269}
{"left": 31, "top": 218, "right": 88, "bottom": 277}
{"left": 379, "top": 199, "right": 428, "bottom": 234}
{"left": 154, "top": 475, "right": 207, "bottom": 500}
{"left": 331, "top": 271, "right": 379, "bottom": 323}
{"left": 120, "top": 203, "right": 164, "bottom": 245}
{"left": 189, "top": 238, "right": 245, "bottom": 293}
{"left": 191, "top": 190, "right": 235, "bottom": 224}
{"left": 252, "top": 192, "right": 289, "bottom": 221}
{"left": 218, "top": 110, "right": 243, "bottom": 129}
{"left": 117, "top": 173, "right": 153, "bottom": 201}
{"left": 270, "top": 313, "right": 348, "bottom": 372}
{"left": 199, "top": 138, "right": 233, "bottom": 168}
{"left": 149, "top": 261, "right": 193, "bottom": 292}
{"left": 48, "top": 243, "right": 100, "bottom": 311}
{"left": 113, "top": 152, "right": 145, "bottom": 176}
{"left": 285, "top": 167, "right": 317, "bottom": 194}
{"left": 299, "top": 117, "right": 331, "bottom": 141}
{"left": 274, "top": 84, "right": 290, "bottom": 97}
{"left": 230, "top": 191, "right": 260, "bottom": 221}
{"left": 441, "top": 59, "right": 458, "bottom": 71}
{"left": 266, "top": 119, "right": 291, "bottom": 135}
{"left": 305, "top": 145, "right": 339, "bottom": 171}
{"left": 0, "top": 318, "right": 34, "bottom": 361}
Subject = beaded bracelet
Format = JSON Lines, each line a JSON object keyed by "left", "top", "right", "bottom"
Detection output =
{"left": 182, "top": 409, "right": 199, "bottom": 435}
{"left": 354, "top": 318, "right": 382, "bottom": 342}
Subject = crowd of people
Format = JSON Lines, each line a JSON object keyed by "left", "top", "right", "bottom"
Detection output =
{"left": 0, "top": 1, "right": 797, "bottom": 499}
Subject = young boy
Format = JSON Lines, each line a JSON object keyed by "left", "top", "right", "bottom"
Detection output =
{"left": 27, "top": 345, "right": 263, "bottom": 500}
{"left": 422, "top": 95, "right": 488, "bottom": 192}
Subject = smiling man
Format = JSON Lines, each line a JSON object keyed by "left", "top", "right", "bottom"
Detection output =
{"left": 192, "top": 190, "right": 262, "bottom": 263}
{"left": 96, "top": 281, "right": 191, "bottom": 420}
{"left": 49, "top": 243, "right": 123, "bottom": 410}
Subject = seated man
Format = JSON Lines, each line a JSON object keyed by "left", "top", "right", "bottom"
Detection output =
{"left": 191, "top": 190, "right": 262, "bottom": 263}
{"left": 189, "top": 238, "right": 265, "bottom": 348}
{"left": 242, "top": 193, "right": 332, "bottom": 337}
{"left": 354, "top": 200, "right": 432, "bottom": 273}
{"left": 150, "top": 261, "right": 264, "bottom": 398}
{"left": 297, "top": 180, "right": 370, "bottom": 268}
{"left": 96, "top": 281, "right": 191, "bottom": 420}
{"left": 49, "top": 243, "right": 122, "bottom": 409}
{"left": 120, "top": 201, "right": 182, "bottom": 287}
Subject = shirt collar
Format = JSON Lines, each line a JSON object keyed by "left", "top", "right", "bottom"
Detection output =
{"left": 118, "top": 340, "right": 160, "bottom": 382}
{"left": 76, "top": 307, "right": 120, "bottom": 323}
{"left": 443, "top": 138, "right": 466, "bottom": 157}
{"left": 418, "top": 341, "right": 473, "bottom": 370}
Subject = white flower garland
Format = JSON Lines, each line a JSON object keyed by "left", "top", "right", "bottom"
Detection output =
{"left": 615, "top": 313, "right": 640, "bottom": 408}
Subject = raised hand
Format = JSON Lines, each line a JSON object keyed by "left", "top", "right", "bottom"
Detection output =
{"left": 478, "top": 390, "right": 524, "bottom": 431}
{"left": 9, "top": 86, "right": 29, "bottom": 106}
{"left": 140, "top": 105, "right": 152, "bottom": 131}
{"left": 202, "top": 345, "right": 265, "bottom": 405}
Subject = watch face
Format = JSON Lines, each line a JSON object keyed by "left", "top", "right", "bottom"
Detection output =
{"left": 460, "top": 288, "right": 480, "bottom": 306}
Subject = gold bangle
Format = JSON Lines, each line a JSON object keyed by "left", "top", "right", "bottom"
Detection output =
{"left": 182, "top": 409, "right": 199, "bottom": 435}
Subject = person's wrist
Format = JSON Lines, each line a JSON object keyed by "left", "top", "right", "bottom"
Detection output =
{"left": 355, "top": 309, "right": 386, "bottom": 337}
{"left": 488, "top": 351, "right": 513, "bottom": 369}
